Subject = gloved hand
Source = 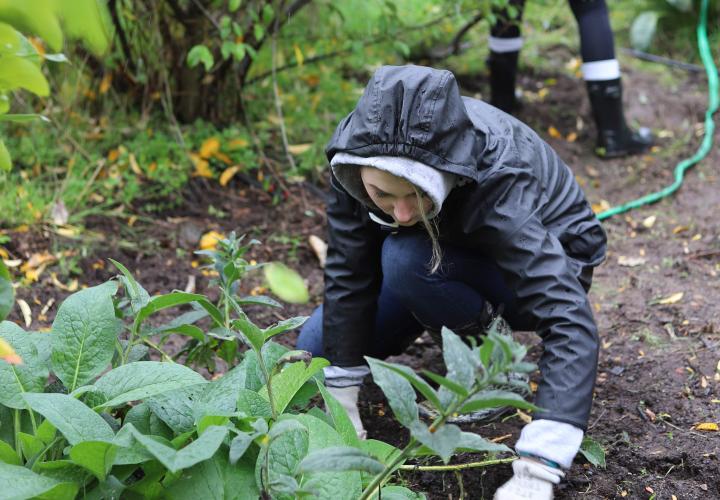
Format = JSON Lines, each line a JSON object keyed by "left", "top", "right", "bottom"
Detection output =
{"left": 326, "top": 385, "right": 367, "bottom": 439}
{"left": 494, "top": 457, "right": 564, "bottom": 500}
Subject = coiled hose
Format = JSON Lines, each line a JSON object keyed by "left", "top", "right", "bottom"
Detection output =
{"left": 597, "top": 0, "right": 718, "bottom": 221}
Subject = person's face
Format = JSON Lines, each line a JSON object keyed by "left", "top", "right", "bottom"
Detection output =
{"left": 360, "top": 167, "right": 433, "bottom": 226}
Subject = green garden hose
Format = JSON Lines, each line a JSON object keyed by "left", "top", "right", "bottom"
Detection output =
{"left": 596, "top": 0, "right": 718, "bottom": 221}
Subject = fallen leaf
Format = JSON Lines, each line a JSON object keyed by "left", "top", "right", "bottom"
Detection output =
{"left": 0, "top": 338, "right": 22, "bottom": 365}
{"left": 516, "top": 409, "right": 532, "bottom": 424}
{"left": 548, "top": 126, "right": 562, "bottom": 139}
{"left": 308, "top": 235, "right": 327, "bottom": 268}
{"left": 199, "top": 231, "right": 225, "bottom": 251}
{"left": 199, "top": 137, "right": 220, "bottom": 159}
{"left": 190, "top": 153, "right": 213, "bottom": 178}
{"left": 566, "top": 131, "right": 577, "bottom": 142}
{"left": 227, "top": 138, "right": 249, "bottom": 150}
{"left": 672, "top": 225, "right": 689, "bottom": 234}
{"left": 490, "top": 434, "right": 512, "bottom": 443}
{"left": 16, "top": 298, "right": 32, "bottom": 327}
{"left": 293, "top": 43, "right": 304, "bottom": 66}
{"left": 129, "top": 153, "right": 142, "bottom": 176}
{"left": 99, "top": 73, "right": 113, "bottom": 94}
{"left": 287, "top": 144, "right": 312, "bottom": 155}
{"left": 618, "top": 256, "right": 646, "bottom": 267}
{"left": 657, "top": 292, "right": 684, "bottom": 305}
{"left": 50, "top": 272, "right": 78, "bottom": 292}
{"left": 694, "top": 422, "right": 719, "bottom": 431}
{"left": 591, "top": 199, "right": 611, "bottom": 214}
{"left": 219, "top": 166, "right": 240, "bottom": 187}
{"left": 642, "top": 215, "right": 656, "bottom": 229}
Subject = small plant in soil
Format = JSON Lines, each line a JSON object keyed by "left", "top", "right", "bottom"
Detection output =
{"left": 0, "top": 234, "right": 538, "bottom": 499}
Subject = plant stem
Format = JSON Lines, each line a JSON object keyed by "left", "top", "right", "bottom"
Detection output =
{"left": 143, "top": 338, "right": 174, "bottom": 362}
{"left": 29, "top": 437, "right": 61, "bottom": 471}
{"left": 399, "top": 457, "right": 516, "bottom": 472}
{"left": 14, "top": 410, "right": 21, "bottom": 462}
{"left": 256, "top": 349, "right": 278, "bottom": 420}
{"left": 360, "top": 439, "right": 419, "bottom": 500}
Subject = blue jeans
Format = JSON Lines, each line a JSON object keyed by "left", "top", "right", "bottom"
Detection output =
{"left": 296, "top": 230, "right": 532, "bottom": 360}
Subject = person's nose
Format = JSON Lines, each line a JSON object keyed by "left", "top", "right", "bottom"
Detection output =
{"left": 393, "top": 198, "right": 417, "bottom": 224}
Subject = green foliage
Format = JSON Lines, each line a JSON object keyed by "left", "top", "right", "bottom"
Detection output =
{"left": 0, "top": 260, "right": 11, "bottom": 321}
{"left": 0, "top": 0, "right": 112, "bottom": 170}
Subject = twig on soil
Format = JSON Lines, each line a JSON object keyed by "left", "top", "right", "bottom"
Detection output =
{"left": 398, "top": 457, "right": 516, "bottom": 472}
{"left": 587, "top": 408, "right": 607, "bottom": 431}
{"left": 686, "top": 250, "right": 720, "bottom": 260}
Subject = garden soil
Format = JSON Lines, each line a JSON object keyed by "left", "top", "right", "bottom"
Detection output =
{"left": 6, "top": 63, "right": 720, "bottom": 499}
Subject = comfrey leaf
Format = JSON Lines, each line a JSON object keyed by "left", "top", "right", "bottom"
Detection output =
{"left": 366, "top": 357, "right": 419, "bottom": 428}
{"left": 409, "top": 421, "right": 462, "bottom": 464}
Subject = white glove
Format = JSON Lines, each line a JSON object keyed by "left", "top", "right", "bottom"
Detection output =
{"left": 326, "top": 385, "right": 367, "bottom": 439}
{"left": 494, "top": 458, "right": 564, "bottom": 500}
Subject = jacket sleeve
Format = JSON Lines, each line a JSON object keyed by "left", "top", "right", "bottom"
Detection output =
{"left": 322, "top": 173, "right": 385, "bottom": 367}
{"left": 464, "top": 167, "right": 600, "bottom": 430}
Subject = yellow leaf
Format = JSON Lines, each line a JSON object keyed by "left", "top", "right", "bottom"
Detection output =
{"left": 293, "top": 43, "right": 304, "bottom": 66}
{"left": 190, "top": 153, "right": 213, "bottom": 178}
{"left": 99, "top": 73, "right": 113, "bottom": 94}
{"left": 199, "top": 137, "right": 220, "bottom": 159}
{"left": 547, "top": 126, "right": 562, "bottom": 139}
{"left": 17, "top": 299, "right": 32, "bottom": 328}
{"left": 658, "top": 292, "right": 684, "bottom": 305}
{"left": 537, "top": 88, "right": 549, "bottom": 100}
{"left": 107, "top": 148, "right": 120, "bottom": 162}
{"left": 287, "top": 144, "right": 312, "bottom": 155}
{"left": 219, "top": 166, "right": 240, "bottom": 187}
{"left": 199, "top": 231, "right": 225, "bottom": 251}
{"left": 129, "top": 153, "right": 142, "bottom": 176}
{"left": 0, "top": 338, "right": 22, "bottom": 365}
{"left": 591, "top": 199, "right": 611, "bottom": 214}
{"left": 672, "top": 225, "right": 689, "bottom": 234}
{"left": 642, "top": 215, "right": 656, "bottom": 228}
{"left": 566, "top": 132, "right": 577, "bottom": 142}
{"left": 227, "top": 138, "right": 249, "bottom": 150}
{"left": 0, "top": 247, "right": 7, "bottom": 259}
{"left": 694, "top": 422, "right": 719, "bottom": 431}
{"left": 28, "top": 37, "right": 45, "bottom": 57}
{"left": 212, "top": 151, "right": 233, "bottom": 165}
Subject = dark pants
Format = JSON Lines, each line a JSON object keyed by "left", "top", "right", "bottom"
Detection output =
{"left": 491, "top": 0, "right": 615, "bottom": 63}
{"left": 297, "top": 230, "right": 535, "bottom": 360}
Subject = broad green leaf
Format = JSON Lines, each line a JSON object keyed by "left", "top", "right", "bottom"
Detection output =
{"left": 69, "top": 441, "right": 117, "bottom": 480}
{"left": 0, "top": 55, "right": 49, "bottom": 95}
{"left": 110, "top": 424, "right": 155, "bottom": 466}
{"left": 0, "top": 462, "right": 78, "bottom": 499}
{"left": 0, "top": 439, "right": 18, "bottom": 465}
{"left": 263, "top": 263, "right": 309, "bottom": 304}
{"left": 153, "top": 309, "right": 208, "bottom": 336}
{"left": 441, "top": 327, "right": 477, "bottom": 390}
{"left": 147, "top": 385, "right": 206, "bottom": 433}
{"left": 237, "top": 388, "right": 272, "bottom": 419}
{"left": 0, "top": 322, "right": 49, "bottom": 408}
{"left": 286, "top": 414, "right": 362, "bottom": 500}
{"left": 229, "top": 432, "right": 253, "bottom": 464}
{"left": 54, "top": 0, "right": 113, "bottom": 56}
{"left": 262, "top": 316, "right": 308, "bottom": 340}
{"left": 297, "top": 446, "right": 384, "bottom": 474}
{"left": 33, "top": 460, "right": 90, "bottom": 485}
{"left": 373, "top": 485, "right": 427, "bottom": 499}
{"left": 459, "top": 390, "right": 538, "bottom": 414}
{"left": 109, "top": 259, "right": 150, "bottom": 314}
{"left": 124, "top": 403, "right": 173, "bottom": 440}
{"left": 255, "top": 424, "right": 308, "bottom": 500}
{"left": 630, "top": 11, "right": 660, "bottom": 51}
{"left": 36, "top": 419, "right": 57, "bottom": 444}
{"left": 233, "top": 313, "right": 265, "bottom": 351}
{"left": 165, "top": 453, "right": 259, "bottom": 499}
{"left": 0, "top": 262, "right": 12, "bottom": 321}
{"left": 158, "top": 323, "right": 204, "bottom": 342}
{"left": 18, "top": 431, "right": 44, "bottom": 460}
{"left": 421, "top": 370, "right": 468, "bottom": 399}
{"left": 409, "top": 421, "right": 461, "bottom": 464}
{"left": 366, "top": 357, "right": 419, "bottom": 427}
{"left": 317, "top": 382, "right": 360, "bottom": 447}
{"left": 259, "top": 357, "right": 329, "bottom": 414}
{"left": 371, "top": 359, "right": 442, "bottom": 412}
{"left": 93, "top": 361, "right": 207, "bottom": 408}
{"left": 414, "top": 431, "right": 511, "bottom": 455}
{"left": 359, "top": 439, "right": 403, "bottom": 466}
{"left": 237, "top": 295, "right": 282, "bottom": 308}
{"left": 187, "top": 45, "right": 214, "bottom": 71}
{"left": 136, "top": 292, "right": 210, "bottom": 326}
{"left": 51, "top": 281, "right": 119, "bottom": 391}
{"left": 22, "top": 393, "right": 114, "bottom": 445}
{"left": 579, "top": 436, "right": 606, "bottom": 468}
{"left": 131, "top": 425, "right": 228, "bottom": 474}
{"left": 666, "top": 0, "right": 692, "bottom": 12}
{"left": 0, "top": 3, "right": 63, "bottom": 51}
{"left": 0, "top": 139, "right": 9, "bottom": 171}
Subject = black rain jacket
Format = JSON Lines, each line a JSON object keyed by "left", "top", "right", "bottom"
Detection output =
{"left": 322, "top": 65, "right": 607, "bottom": 430}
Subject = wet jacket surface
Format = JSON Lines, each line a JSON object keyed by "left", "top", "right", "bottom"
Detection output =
{"left": 322, "top": 65, "right": 607, "bottom": 430}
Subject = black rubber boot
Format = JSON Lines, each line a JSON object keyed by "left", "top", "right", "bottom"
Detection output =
{"left": 487, "top": 50, "right": 520, "bottom": 113}
{"left": 586, "top": 78, "right": 653, "bottom": 159}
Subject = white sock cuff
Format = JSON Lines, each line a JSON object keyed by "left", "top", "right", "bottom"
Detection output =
{"left": 515, "top": 419, "right": 584, "bottom": 469}
{"left": 581, "top": 59, "right": 621, "bottom": 81}
{"left": 488, "top": 36, "right": 523, "bottom": 53}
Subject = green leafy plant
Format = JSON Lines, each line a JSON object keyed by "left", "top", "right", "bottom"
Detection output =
{"left": 629, "top": 0, "right": 717, "bottom": 52}
{"left": 0, "top": 0, "right": 112, "bottom": 170}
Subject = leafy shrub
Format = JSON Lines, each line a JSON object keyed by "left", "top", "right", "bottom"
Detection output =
{"left": 0, "top": 233, "right": 537, "bottom": 498}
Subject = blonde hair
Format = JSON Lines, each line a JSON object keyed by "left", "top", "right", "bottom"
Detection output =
{"left": 413, "top": 185, "right": 442, "bottom": 274}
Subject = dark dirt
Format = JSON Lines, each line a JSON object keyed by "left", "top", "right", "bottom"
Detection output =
{"left": 4, "top": 60, "right": 720, "bottom": 499}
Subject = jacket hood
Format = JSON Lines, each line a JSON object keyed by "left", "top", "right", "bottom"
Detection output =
{"left": 325, "top": 65, "right": 486, "bottom": 180}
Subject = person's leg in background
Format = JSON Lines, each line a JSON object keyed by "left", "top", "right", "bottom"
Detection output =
{"left": 570, "top": 0, "right": 654, "bottom": 158}
{"left": 487, "top": 0, "right": 526, "bottom": 113}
